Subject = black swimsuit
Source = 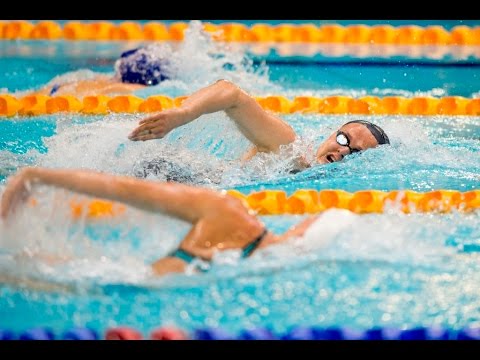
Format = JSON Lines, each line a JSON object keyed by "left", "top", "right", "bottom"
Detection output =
{"left": 133, "top": 158, "right": 222, "bottom": 186}
{"left": 134, "top": 158, "right": 197, "bottom": 183}
{"left": 167, "top": 229, "right": 269, "bottom": 271}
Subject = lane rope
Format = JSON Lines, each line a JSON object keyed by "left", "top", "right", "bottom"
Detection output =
{"left": 1, "top": 21, "right": 479, "bottom": 45}
{"left": 2, "top": 94, "right": 479, "bottom": 117}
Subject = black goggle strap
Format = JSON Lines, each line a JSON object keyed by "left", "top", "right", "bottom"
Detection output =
{"left": 343, "top": 120, "right": 390, "bottom": 145}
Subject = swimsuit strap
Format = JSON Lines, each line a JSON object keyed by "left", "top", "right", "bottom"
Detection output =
{"left": 241, "top": 228, "right": 268, "bottom": 258}
{"left": 166, "top": 248, "right": 210, "bottom": 273}
{"left": 167, "top": 228, "right": 269, "bottom": 267}
{"left": 167, "top": 248, "right": 197, "bottom": 264}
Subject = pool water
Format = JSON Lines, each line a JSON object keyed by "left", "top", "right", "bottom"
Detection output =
{"left": 0, "top": 210, "right": 478, "bottom": 335}
{"left": 1, "top": 113, "right": 478, "bottom": 192}
{"left": 2, "top": 42, "right": 479, "bottom": 98}
{"left": 0, "top": 20, "right": 479, "bottom": 337}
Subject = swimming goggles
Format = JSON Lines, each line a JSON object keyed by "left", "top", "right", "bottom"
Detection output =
{"left": 336, "top": 131, "right": 360, "bottom": 154}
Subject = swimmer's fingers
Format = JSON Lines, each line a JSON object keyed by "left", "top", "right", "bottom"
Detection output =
{"left": 139, "top": 108, "right": 185, "bottom": 126}
{"left": 129, "top": 133, "right": 159, "bottom": 141}
{"left": 137, "top": 121, "right": 164, "bottom": 132}
{"left": 129, "top": 125, "right": 153, "bottom": 139}
{"left": 1, "top": 171, "right": 30, "bottom": 219}
{"left": 130, "top": 127, "right": 168, "bottom": 141}
{"left": 149, "top": 125, "right": 170, "bottom": 137}
{"left": 138, "top": 114, "right": 163, "bottom": 125}
{"left": 129, "top": 120, "right": 164, "bottom": 138}
{"left": 138, "top": 109, "right": 178, "bottom": 125}
{"left": 129, "top": 121, "right": 171, "bottom": 140}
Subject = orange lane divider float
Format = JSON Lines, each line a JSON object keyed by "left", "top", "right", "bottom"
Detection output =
{"left": 1, "top": 94, "right": 480, "bottom": 117}
{"left": 226, "top": 189, "right": 480, "bottom": 215}
{"left": 28, "top": 190, "right": 478, "bottom": 220}
{"left": 82, "top": 95, "right": 111, "bottom": 115}
{"left": 69, "top": 198, "right": 127, "bottom": 220}
{"left": 26, "top": 197, "right": 127, "bottom": 220}
{"left": 1, "top": 21, "right": 480, "bottom": 45}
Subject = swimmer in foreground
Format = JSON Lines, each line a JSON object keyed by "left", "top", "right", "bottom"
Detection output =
{"left": 1, "top": 167, "right": 353, "bottom": 276}
{"left": 129, "top": 80, "right": 390, "bottom": 170}
{"left": 28, "top": 45, "right": 172, "bottom": 98}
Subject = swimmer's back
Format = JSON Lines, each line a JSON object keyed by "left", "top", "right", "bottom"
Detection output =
{"left": 29, "top": 75, "right": 144, "bottom": 97}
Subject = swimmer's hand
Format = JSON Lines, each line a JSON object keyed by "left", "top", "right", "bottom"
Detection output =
{"left": 1, "top": 168, "right": 32, "bottom": 219}
{"left": 128, "top": 108, "right": 188, "bottom": 141}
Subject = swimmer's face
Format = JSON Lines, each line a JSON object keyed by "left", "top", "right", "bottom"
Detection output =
{"left": 315, "top": 123, "right": 378, "bottom": 164}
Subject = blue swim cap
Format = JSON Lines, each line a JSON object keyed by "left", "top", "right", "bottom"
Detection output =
{"left": 115, "top": 47, "right": 171, "bottom": 86}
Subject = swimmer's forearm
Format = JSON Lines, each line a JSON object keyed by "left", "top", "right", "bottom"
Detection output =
{"left": 180, "top": 80, "right": 296, "bottom": 151}
{"left": 24, "top": 167, "right": 216, "bottom": 223}
{"left": 179, "top": 79, "right": 243, "bottom": 121}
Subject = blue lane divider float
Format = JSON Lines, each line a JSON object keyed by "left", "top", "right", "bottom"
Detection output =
{"left": 281, "top": 326, "right": 345, "bottom": 340}
{"left": 425, "top": 326, "right": 452, "bottom": 340}
{"left": 0, "top": 329, "right": 16, "bottom": 340}
{"left": 193, "top": 328, "right": 235, "bottom": 340}
{"left": 237, "top": 328, "right": 277, "bottom": 340}
{"left": 457, "top": 328, "right": 480, "bottom": 340}
{"left": 340, "top": 328, "right": 368, "bottom": 340}
{"left": 281, "top": 326, "right": 316, "bottom": 340}
{"left": 61, "top": 327, "right": 99, "bottom": 340}
{"left": 19, "top": 327, "right": 55, "bottom": 340}
{"left": 2, "top": 325, "right": 480, "bottom": 340}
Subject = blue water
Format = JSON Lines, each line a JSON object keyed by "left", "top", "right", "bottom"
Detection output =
{"left": 1, "top": 114, "right": 479, "bottom": 193}
{"left": 0, "top": 24, "right": 479, "bottom": 338}
{"left": 0, "top": 212, "right": 479, "bottom": 336}
{"left": 268, "top": 63, "right": 480, "bottom": 98}
{"left": 1, "top": 40, "right": 479, "bottom": 97}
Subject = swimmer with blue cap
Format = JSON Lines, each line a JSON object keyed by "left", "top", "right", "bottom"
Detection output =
{"left": 129, "top": 80, "right": 390, "bottom": 172}
{"left": 30, "top": 45, "right": 171, "bottom": 97}
{"left": 114, "top": 46, "right": 171, "bottom": 86}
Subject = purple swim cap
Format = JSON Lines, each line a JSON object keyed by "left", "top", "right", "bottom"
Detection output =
{"left": 115, "top": 47, "right": 171, "bottom": 86}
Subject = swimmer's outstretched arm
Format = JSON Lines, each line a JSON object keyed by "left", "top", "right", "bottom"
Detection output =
{"left": 129, "top": 79, "right": 296, "bottom": 153}
{"left": 1, "top": 167, "right": 221, "bottom": 222}
{"left": 1, "top": 166, "right": 319, "bottom": 240}
{"left": 1, "top": 167, "right": 271, "bottom": 275}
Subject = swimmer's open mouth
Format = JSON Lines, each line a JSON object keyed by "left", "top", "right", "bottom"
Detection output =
{"left": 326, "top": 155, "right": 335, "bottom": 163}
